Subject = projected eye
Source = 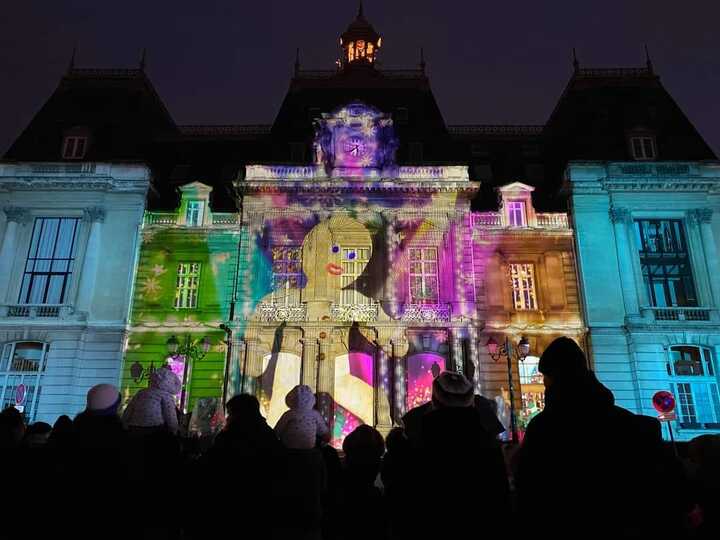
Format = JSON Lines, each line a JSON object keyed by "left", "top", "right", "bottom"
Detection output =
{"left": 331, "top": 245, "right": 340, "bottom": 254}
{"left": 346, "top": 251, "right": 356, "bottom": 260}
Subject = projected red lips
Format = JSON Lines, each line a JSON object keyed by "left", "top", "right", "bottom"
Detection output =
{"left": 326, "top": 263, "right": 343, "bottom": 276}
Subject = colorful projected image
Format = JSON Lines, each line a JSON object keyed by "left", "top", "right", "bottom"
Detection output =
{"left": 406, "top": 353, "right": 445, "bottom": 410}
{"left": 332, "top": 352, "right": 374, "bottom": 447}
{"left": 260, "top": 352, "right": 302, "bottom": 427}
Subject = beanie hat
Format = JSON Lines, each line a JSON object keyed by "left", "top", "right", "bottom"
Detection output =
{"left": 432, "top": 371, "right": 474, "bottom": 408}
{"left": 86, "top": 384, "right": 121, "bottom": 416}
{"left": 538, "top": 337, "right": 587, "bottom": 379}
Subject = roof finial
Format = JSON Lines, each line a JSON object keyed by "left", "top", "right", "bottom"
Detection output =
{"left": 67, "top": 44, "right": 77, "bottom": 73}
{"left": 420, "top": 47, "right": 426, "bottom": 73}
{"left": 139, "top": 48, "right": 147, "bottom": 70}
{"left": 572, "top": 47, "right": 580, "bottom": 73}
{"left": 294, "top": 47, "right": 301, "bottom": 75}
{"left": 644, "top": 44, "right": 654, "bottom": 74}
{"left": 358, "top": 1, "right": 364, "bottom": 18}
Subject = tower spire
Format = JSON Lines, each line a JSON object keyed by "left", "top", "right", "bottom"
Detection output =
{"left": 139, "top": 48, "right": 147, "bottom": 70}
{"left": 572, "top": 47, "right": 580, "bottom": 73}
{"left": 644, "top": 44, "right": 654, "bottom": 74}
{"left": 358, "top": 1, "right": 363, "bottom": 18}
{"left": 67, "top": 44, "right": 77, "bottom": 73}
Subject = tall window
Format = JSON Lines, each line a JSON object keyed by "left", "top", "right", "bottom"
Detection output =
{"left": 271, "top": 246, "right": 302, "bottom": 306}
{"left": 62, "top": 136, "right": 88, "bottom": 159}
{"left": 634, "top": 220, "right": 697, "bottom": 307}
{"left": 185, "top": 201, "right": 204, "bottom": 227}
{"left": 19, "top": 217, "right": 80, "bottom": 305}
{"left": 668, "top": 346, "right": 720, "bottom": 428}
{"left": 510, "top": 263, "right": 537, "bottom": 310}
{"left": 409, "top": 247, "right": 439, "bottom": 304}
{"left": 341, "top": 247, "right": 371, "bottom": 305}
{"left": 1, "top": 342, "right": 48, "bottom": 422}
{"left": 630, "top": 136, "right": 656, "bottom": 160}
{"left": 507, "top": 201, "right": 527, "bottom": 227}
{"left": 175, "top": 263, "right": 201, "bottom": 309}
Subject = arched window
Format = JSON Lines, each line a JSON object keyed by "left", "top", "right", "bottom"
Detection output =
{"left": 0, "top": 342, "right": 49, "bottom": 421}
{"left": 668, "top": 345, "right": 720, "bottom": 428}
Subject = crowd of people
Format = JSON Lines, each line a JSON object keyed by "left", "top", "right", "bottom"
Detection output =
{"left": 1, "top": 337, "right": 718, "bottom": 539}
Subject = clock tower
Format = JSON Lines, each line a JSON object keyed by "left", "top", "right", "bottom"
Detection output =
{"left": 313, "top": 101, "right": 398, "bottom": 175}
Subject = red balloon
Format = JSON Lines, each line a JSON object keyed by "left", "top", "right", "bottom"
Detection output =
{"left": 652, "top": 391, "right": 676, "bottom": 414}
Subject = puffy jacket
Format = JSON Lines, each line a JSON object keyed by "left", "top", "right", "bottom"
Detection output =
{"left": 274, "top": 385, "right": 329, "bottom": 449}
{"left": 122, "top": 367, "right": 181, "bottom": 433}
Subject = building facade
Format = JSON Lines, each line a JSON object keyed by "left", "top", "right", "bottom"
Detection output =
{"left": 568, "top": 161, "right": 720, "bottom": 439}
{"left": 0, "top": 162, "right": 149, "bottom": 422}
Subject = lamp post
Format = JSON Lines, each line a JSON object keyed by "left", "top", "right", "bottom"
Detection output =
{"left": 486, "top": 335, "right": 530, "bottom": 444}
{"left": 166, "top": 334, "right": 212, "bottom": 415}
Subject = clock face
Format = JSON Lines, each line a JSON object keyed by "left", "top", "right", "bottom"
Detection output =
{"left": 343, "top": 136, "right": 367, "bottom": 158}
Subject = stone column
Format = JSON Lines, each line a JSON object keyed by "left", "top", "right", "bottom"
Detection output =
{"left": 451, "top": 329, "right": 464, "bottom": 373}
{"left": 316, "top": 337, "right": 334, "bottom": 425}
{"left": 384, "top": 212, "right": 401, "bottom": 317}
{"left": 392, "top": 336, "right": 409, "bottom": 420}
{"left": 0, "top": 207, "right": 30, "bottom": 303}
{"left": 609, "top": 206, "right": 640, "bottom": 316}
{"left": 243, "top": 339, "right": 262, "bottom": 397}
{"left": 690, "top": 209, "right": 720, "bottom": 309}
{"left": 76, "top": 207, "right": 106, "bottom": 314}
{"left": 227, "top": 337, "right": 246, "bottom": 400}
{"left": 375, "top": 341, "right": 393, "bottom": 430}
{"left": 301, "top": 336, "right": 319, "bottom": 390}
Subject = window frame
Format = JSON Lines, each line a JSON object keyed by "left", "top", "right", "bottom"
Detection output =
{"left": 174, "top": 262, "right": 201, "bottom": 309}
{"left": 270, "top": 246, "right": 302, "bottom": 306}
{"left": 62, "top": 135, "right": 88, "bottom": 160}
{"left": 408, "top": 247, "right": 440, "bottom": 305}
{"left": 509, "top": 262, "right": 538, "bottom": 311}
{"left": 18, "top": 217, "right": 80, "bottom": 305}
{"left": 629, "top": 135, "right": 656, "bottom": 161}
{"left": 339, "top": 246, "right": 372, "bottom": 306}
{"left": 0, "top": 341, "right": 49, "bottom": 422}
{"left": 668, "top": 345, "right": 720, "bottom": 428}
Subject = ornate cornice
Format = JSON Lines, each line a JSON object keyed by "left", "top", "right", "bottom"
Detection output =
{"left": 609, "top": 206, "right": 631, "bottom": 224}
{"left": 3, "top": 206, "right": 31, "bottom": 224}
{"left": 83, "top": 206, "right": 106, "bottom": 223}
{"left": 687, "top": 208, "right": 713, "bottom": 225}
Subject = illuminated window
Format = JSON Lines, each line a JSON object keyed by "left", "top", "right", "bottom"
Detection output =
{"left": 630, "top": 136, "right": 656, "bottom": 160}
{"left": 185, "top": 201, "right": 204, "bottom": 227}
{"left": 367, "top": 42, "right": 374, "bottom": 59}
{"left": 507, "top": 201, "right": 527, "bottom": 227}
{"left": 19, "top": 217, "right": 80, "bottom": 305}
{"left": 634, "top": 219, "right": 697, "bottom": 307}
{"left": 341, "top": 247, "right": 371, "bottom": 305}
{"left": 62, "top": 136, "right": 87, "bottom": 159}
{"left": 348, "top": 43, "right": 355, "bottom": 62}
{"left": 409, "top": 247, "right": 439, "bottom": 305}
{"left": 175, "top": 263, "right": 201, "bottom": 309}
{"left": 356, "top": 40, "right": 366, "bottom": 59}
{"left": 271, "top": 246, "right": 302, "bottom": 306}
{"left": 668, "top": 346, "right": 720, "bottom": 428}
{"left": 510, "top": 263, "right": 537, "bottom": 310}
{"left": 0, "top": 342, "right": 49, "bottom": 422}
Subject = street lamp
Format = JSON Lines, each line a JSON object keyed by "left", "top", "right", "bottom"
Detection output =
{"left": 166, "top": 334, "right": 212, "bottom": 415}
{"left": 486, "top": 335, "right": 530, "bottom": 444}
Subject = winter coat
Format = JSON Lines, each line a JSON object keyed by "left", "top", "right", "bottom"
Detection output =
{"left": 122, "top": 367, "right": 181, "bottom": 433}
{"left": 514, "top": 371, "right": 689, "bottom": 538}
{"left": 274, "top": 385, "right": 329, "bottom": 450}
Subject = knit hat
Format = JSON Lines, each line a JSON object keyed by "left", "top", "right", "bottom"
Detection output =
{"left": 538, "top": 337, "right": 587, "bottom": 379}
{"left": 432, "top": 371, "right": 474, "bottom": 408}
{"left": 85, "top": 384, "right": 121, "bottom": 416}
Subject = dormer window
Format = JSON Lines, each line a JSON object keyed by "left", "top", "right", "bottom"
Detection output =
{"left": 185, "top": 201, "right": 204, "bottom": 227}
{"left": 507, "top": 201, "right": 527, "bottom": 227}
{"left": 62, "top": 135, "right": 87, "bottom": 160}
{"left": 629, "top": 135, "right": 656, "bottom": 160}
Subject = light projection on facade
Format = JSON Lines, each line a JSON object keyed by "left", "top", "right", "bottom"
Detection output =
{"left": 122, "top": 101, "right": 583, "bottom": 444}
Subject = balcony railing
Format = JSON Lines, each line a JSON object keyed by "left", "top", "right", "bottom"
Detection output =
{"left": 400, "top": 303, "right": 451, "bottom": 322}
{"left": 145, "top": 212, "right": 177, "bottom": 225}
{"left": 0, "top": 304, "right": 75, "bottom": 319}
{"left": 472, "top": 212, "right": 502, "bottom": 227}
{"left": 256, "top": 303, "right": 306, "bottom": 322}
{"left": 212, "top": 213, "right": 239, "bottom": 225}
{"left": 330, "top": 303, "right": 379, "bottom": 322}
{"left": 643, "top": 307, "right": 715, "bottom": 322}
{"left": 535, "top": 213, "right": 570, "bottom": 229}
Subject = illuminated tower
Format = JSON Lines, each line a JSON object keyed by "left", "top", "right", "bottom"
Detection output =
{"left": 340, "top": 3, "right": 381, "bottom": 67}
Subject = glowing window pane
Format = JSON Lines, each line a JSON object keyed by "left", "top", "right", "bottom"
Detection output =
{"left": 510, "top": 263, "right": 537, "bottom": 311}
{"left": 175, "top": 263, "right": 200, "bottom": 309}
{"left": 270, "top": 246, "right": 302, "bottom": 306}
{"left": 408, "top": 247, "right": 439, "bottom": 305}
{"left": 340, "top": 246, "right": 371, "bottom": 305}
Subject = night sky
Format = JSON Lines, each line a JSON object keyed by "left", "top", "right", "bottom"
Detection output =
{"left": 1, "top": 0, "right": 719, "bottom": 155}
